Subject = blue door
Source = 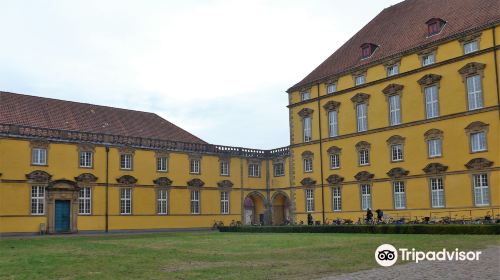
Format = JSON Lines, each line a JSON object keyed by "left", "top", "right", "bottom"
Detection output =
{"left": 55, "top": 200, "right": 70, "bottom": 232}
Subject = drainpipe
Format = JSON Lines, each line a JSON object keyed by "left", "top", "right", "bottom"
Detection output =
{"left": 493, "top": 25, "right": 500, "bottom": 120}
{"left": 316, "top": 83, "right": 326, "bottom": 224}
{"left": 105, "top": 146, "right": 109, "bottom": 233}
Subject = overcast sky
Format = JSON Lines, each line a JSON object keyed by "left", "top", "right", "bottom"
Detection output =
{"left": 0, "top": 0, "right": 401, "bottom": 149}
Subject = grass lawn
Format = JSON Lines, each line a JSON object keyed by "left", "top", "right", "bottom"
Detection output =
{"left": 0, "top": 231, "right": 498, "bottom": 280}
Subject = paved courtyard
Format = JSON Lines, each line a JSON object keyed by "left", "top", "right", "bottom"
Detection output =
{"left": 321, "top": 246, "right": 500, "bottom": 280}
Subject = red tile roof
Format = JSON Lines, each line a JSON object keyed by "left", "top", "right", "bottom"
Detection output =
{"left": 289, "top": 0, "right": 500, "bottom": 92}
{"left": 0, "top": 91, "right": 207, "bottom": 144}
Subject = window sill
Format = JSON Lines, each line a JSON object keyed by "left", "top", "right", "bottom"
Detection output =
{"left": 470, "top": 149, "right": 487, "bottom": 154}
{"left": 156, "top": 170, "right": 168, "bottom": 173}
{"left": 79, "top": 166, "right": 93, "bottom": 169}
{"left": 31, "top": 164, "right": 48, "bottom": 167}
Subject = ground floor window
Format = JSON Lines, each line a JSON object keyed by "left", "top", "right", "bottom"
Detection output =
{"left": 305, "top": 189, "right": 314, "bottom": 212}
{"left": 430, "top": 177, "right": 444, "bottom": 208}
{"left": 332, "top": 187, "right": 341, "bottom": 211}
{"left": 360, "top": 184, "right": 371, "bottom": 210}
{"left": 79, "top": 187, "right": 91, "bottom": 214}
{"left": 31, "top": 185, "right": 45, "bottom": 215}
{"left": 157, "top": 189, "right": 168, "bottom": 214}
{"left": 191, "top": 190, "right": 200, "bottom": 214}
{"left": 120, "top": 188, "right": 132, "bottom": 214}
{"left": 220, "top": 191, "right": 229, "bottom": 214}
{"left": 473, "top": 173, "right": 489, "bottom": 206}
{"left": 393, "top": 181, "right": 405, "bottom": 209}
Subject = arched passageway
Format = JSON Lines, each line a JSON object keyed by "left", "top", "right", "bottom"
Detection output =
{"left": 244, "top": 192, "right": 266, "bottom": 225}
{"left": 272, "top": 192, "right": 290, "bottom": 225}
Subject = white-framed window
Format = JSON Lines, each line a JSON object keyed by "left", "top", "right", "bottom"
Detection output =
{"left": 248, "top": 163, "right": 260, "bottom": 177}
{"left": 328, "top": 110, "right": 338, "bottom": 137}
{"left": 190, "top": 190, "right": 200, "bottom": 214}
{"left": 473, "top": 173, "right": 489, "bottom": 206}
{"left": 387, "top": 64, "right": 399, "bottom": 76}
{"left": 428, "top": 139, "right": 442, "bottom": 158}
{"left": 304, "top": 158, "right": 313, "bottom": 172}
{"left": 356, "top": 103, "right": 368, "bottom": 132}
{"left": 32, "top": 148, "right": 47, "bottom": 165}
{"left": 157, "top": 189, "right": 168, "bottom": 214}
{"left": 330, "top": 153, "right": 340, "bottom": 169}
{"left": 359, "top": 149, "right": 370, "bottom": 166}
{"left": 471, "top": 132, "right": 486, "bottom": 152}
{"left": 220, "top": 160, "right": 230, "bottom": 176}
{"left": 424, "top": 85, "right": 439, "bottom": 119}
{"left": 303, "top": 116, "right": 312, "bottom": 142}
{"left": 388, "top": 95, "right": 401, "bottom": 126}
{"left": 79, "top": 151, "right": 92, "bottom": 168}
{"left": 393, "top": 181, "right": 406, "bottom": 209}
{"left": 464, "top": 40, "right": 479, "bottom": 54}
{"left": 31, "top": 185, "right": 45, "bottom": 215}
{"left": 360, "top": 184, "right": 371, "bottom": 210}
{"left": 327, "top": 83, "right": 337, "bottom": 94}
{"left": 305, "top": 189, "right": 314, "bottom": 212}
{"left": 430, "top": 177, "right": 444, "bottom": 208}
{"left": 391, "top": 144, "right": 403, "bottom": 162}
{"left": 332, "top": 187, "right": 341, "bottom": 211}
{"left": 190, "top": 159, "right": 200, "bottom": 174}
{"left": 120, "top": 154, "right": 132, "bottom": 170}
{"left": 157, "top": 157, "right": 168, "bottom": 172}
{"left": 120, "top": 188, "right": 132, "bottom": 215}
{"left": 422, "top": 53, "right": 435, "bottom": 66}
{"left": 78, "top": 187, "right": 91, "bottom": 215}
{"left": 355, "top": 74, "right": 366, "bottom": 86}
{"left": 301, "top": 91, "right": 311, "bottom": 101}
{"left": 220, "top": 191, "right": 229, "bottom": 214}
{"left": 466, "top": 75, "right": 483, "bottom": 110}
{"left": 274, "top": 163, "right": 285, "bottom": 177}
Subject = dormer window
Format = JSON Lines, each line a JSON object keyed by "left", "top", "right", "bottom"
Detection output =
{"left": 360, "top": 43, "right": 378, "bottom": 59}
{"left": 426, "top": 18, "right": 446, "bottom": 37}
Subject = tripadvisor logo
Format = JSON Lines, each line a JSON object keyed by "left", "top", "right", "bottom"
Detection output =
{"left": 375, "top": 244, "right": 482, "bottom": 267}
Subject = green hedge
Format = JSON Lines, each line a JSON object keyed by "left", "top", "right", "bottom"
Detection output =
{"left": 219, "top": 224, "right": 500, "bottom": 235}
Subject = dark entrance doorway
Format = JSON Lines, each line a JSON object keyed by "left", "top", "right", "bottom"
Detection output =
{"left": 55, "top": 200, "right": 71, "bottom": 232}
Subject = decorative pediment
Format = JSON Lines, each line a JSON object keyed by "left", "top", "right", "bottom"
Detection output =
{"left": 382, "top": 84, "right": 404, "bottom": 96}
{"left": 326, "top": 174, "right": 344, "bottom": 185}
{"left": 422, "top": 163, "right": 448, "bottom": 174}
{"left": 300, "top": 177, "right": 316, "bottom": 186}
{"left": 465, "top": 121, "right": 488, "bottom": 134}
{"left": 355, "top": 141, "right": 371, "bottom": 151}
{"left": 153, "top": 177, "right": 173, "bottom": 187}
{"left": 77, "top": 144, "right": 95, "bottom": 152}
{"left": 327, "top": 146, "right": 341, "bottom": 154}
{"left": 301, "top": 151, "right": 314, "bottom": 158}
{"left": 116, "top": 175, "right": 137, "bottom": 185}
{"left": 387, "top": 135, "right": 405, "bottom": 145}
{"left": 424, "top": 129, "right": 443, "bottom": 140}
{"left": 417, "top": 74, "right": 442, "bottom": 86}
{"left": 47, "top": 179, "right": 79, "bottom": 190}
{"left": 458, "top": 62, "right": 486, "bottom": 79}
{"left": 298, "top": 108, "right": 314, "bottom": 118}
{"left": 30, "top": 139, "right": 49, "bottom": 149}
{"left": 323, "top": 101, "right": 341, "bottom": 112}
{"left": 187, "top": 178, "right": 205, "bottom": 188}
{"left": 458, "top": 33, "right": 481, "bottom": 43}
{"left": 118, "top": 146, "right": 135, "bottom": 154}
{"left": 75, "top": 173, "right": 98, "bottom": 183}
{"left": 188, "top": 153, "right": 202, "bottom": 160}
{"left": 350, "top": 93, "right": 370, "bottom": 104}
{"left": 465, "top": 158, "right": 493, "bottom": 170}
{"left": 386, "top": 167, "right": 409, "bottom": 179}
{"left": 26, "top": 170, "right": 52, "bottom": 182}
{"left": 418, "top": 46, "right": 437, "bottom": 56}
{"left": 354, "top": 171, "right": 374, "bottom": 181}
{"left": 217, "top": 180, "right": 234, "bottom": 188}
{"left": 155, "top": 150, "right": 170, "bottom": 158}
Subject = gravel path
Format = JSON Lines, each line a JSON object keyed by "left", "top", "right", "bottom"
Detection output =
{"left": 320, "top": 246, "right": 500, "bottom": 280}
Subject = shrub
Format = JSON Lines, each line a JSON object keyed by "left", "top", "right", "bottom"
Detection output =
{"left": 218, "top": 224, "right": 500, "bottom": 235}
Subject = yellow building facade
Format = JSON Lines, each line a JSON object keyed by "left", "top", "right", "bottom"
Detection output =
{"left": 0, "top": 0, "right": 499, "bottom": 234}
{"left": 288, "top": 4, "right": 500, "bottom": 224}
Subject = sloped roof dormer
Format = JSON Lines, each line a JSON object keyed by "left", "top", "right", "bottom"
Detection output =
{"left": 360, "top": 43, "right": 378, "bottom": 59}
{"left": 426, "top": 18, "right": 446, "bottom": 37}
